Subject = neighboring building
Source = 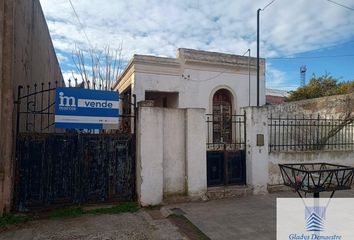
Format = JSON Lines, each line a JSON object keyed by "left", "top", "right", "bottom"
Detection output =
{"left": 114, "top": 48, "right": 266, "bottom": 114}
{"left": 0, "top": 0, "right": 63, "bottom": 214}
{"left": 266, "top": 88, "right": 289, "bottom": 105}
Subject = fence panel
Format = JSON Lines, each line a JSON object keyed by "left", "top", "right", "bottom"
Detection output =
{"left": 269, "top": 114, "right": 354, "bottom": 152}
{"left": 14, "top": 133, "right": 135, "bottom": 210}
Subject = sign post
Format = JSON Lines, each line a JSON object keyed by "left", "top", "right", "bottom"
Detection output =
{"left": 55, "top": 87, "right": 120, "bottom": 129}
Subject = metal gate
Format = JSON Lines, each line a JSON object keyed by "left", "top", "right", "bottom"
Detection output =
{"left": 14, "top": 83, "right": 136, "bottom": 210}
{"left": 206, "top": 112, "right": 246, "bottom": 187}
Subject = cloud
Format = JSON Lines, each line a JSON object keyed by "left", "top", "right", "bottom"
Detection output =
{"left": 266, "top": 64, "right": 298, "bottom": 91}
{"left": 56, "top": 52, "right": 69, "bottom": 64}
{"left": 39, "top": 0, "right": 354, "bottom": 89}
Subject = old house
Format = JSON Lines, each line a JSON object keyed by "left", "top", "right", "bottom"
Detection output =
{"left": 114, "top": 48, "right": 267, "bottom": 205}
{"left": 114, "top": 48, "right": 266, "bottom": 112}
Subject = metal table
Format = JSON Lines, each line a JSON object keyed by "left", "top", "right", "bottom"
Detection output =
{"left": 279, "top": 163, "right": 354, "bottom": 198}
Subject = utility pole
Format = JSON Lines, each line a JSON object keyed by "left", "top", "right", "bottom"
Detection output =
{"left": 248, "top": 49, "right": 251, "bottom": 106}
{"left": 257, "top": 8, "right": 261, "bottom": 107}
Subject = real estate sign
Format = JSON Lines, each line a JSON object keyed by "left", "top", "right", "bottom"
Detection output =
{"left": 55, "top": 87, "right": 119, "bottom": 129}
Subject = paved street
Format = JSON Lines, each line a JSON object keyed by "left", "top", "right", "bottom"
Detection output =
{"left": 168, "top": 190, "right": 354, "bottom": 240}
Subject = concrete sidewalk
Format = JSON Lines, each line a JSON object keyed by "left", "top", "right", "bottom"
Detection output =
{"left": 168, "top": 190, "right": 354, "bottom": 240}
{"left": 0, "top": 211, "right": 185, "bottom": 240}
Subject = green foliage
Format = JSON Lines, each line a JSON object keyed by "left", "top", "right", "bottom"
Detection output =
{"left": 287, "top": 73, "right": 354, "bottom": 101}
{"left": 49, "top": 207, "right": 85, "bottom": 219}
{"left": 85, "top": 202, "right": 139, "bottom": 215}
{"left": 0, "top": 213, "right": 30, "bottom": 228}
{"left": 48, "top": 202, "right": 139, "bottom": 219}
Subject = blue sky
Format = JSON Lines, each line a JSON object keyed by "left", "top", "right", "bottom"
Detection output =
{"left": 267, "top": 40, "right": 354, "bottom": 89}
{"left": 39, "top": 0, "right": 354, "bottom": 91}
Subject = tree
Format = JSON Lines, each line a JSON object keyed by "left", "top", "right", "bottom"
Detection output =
{"left": 70, "top": 43, "right": 123, "bottom": 90}
{"left": 286, "top": 74, "right": 354, "bottom": 150}
{"left": 286, "top": 73, "right": 354, "bottom": 101}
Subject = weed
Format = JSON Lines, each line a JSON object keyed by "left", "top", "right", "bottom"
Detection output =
{"left": 0, "top": 214, "right": 30, "bottom": 228}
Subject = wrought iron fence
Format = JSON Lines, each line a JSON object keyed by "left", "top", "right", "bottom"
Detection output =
{"left": 269, "top": 114, "right": 354, "bottom": 152}
{"left": 206, "top": 112, "right": 246, "bottom": 151}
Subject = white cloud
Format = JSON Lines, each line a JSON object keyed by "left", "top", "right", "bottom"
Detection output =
{"left": 266, "top": 64, "right": 298, "bottom": 91}
{"left": 40, "top": 0, "right": 354, "bottom": 89}
{"left": 56, "top": 52, "right": 69, "bottom": 64}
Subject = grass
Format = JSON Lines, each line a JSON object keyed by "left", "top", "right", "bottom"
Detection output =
{"left": 48, "top": 207, "right": 85, "bottom": 219}
{"left": 0, "top": 213, "right": 30, "bottom": 228}
{"left": 85, "top": 202, "right": 139, "bottom": 215}
{"left": 169, "top": 214, "right": 210, "bottom": 240}
{"left": 48, "top": 202, "right": 139, "bottom": 219}
{"left": 0, "top": 202, "right": 139, "bottom": 228}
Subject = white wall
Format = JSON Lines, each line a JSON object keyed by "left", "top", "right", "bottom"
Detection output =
{"left": 134, "top": 67, "right": 265, "bottom": 115}
{"left": 120, "top": 49, "right": 266, "bottom": 115}
{"left": 137, "top": 105, "right": 206, "bottom": 206}
{"left": 244, "top": 106, "right": 269, "bottom": 194}
{"left": 186, "top": 109, "right": 207, "bottom": 196}
{"left": 136, "top": 107, "right": 164, "bottom": 206}
{"left": 163, "top": 108, "right": 186, "bottom": 195}
{"left": 269, "top": 151, "right": 354, "bottom": 187}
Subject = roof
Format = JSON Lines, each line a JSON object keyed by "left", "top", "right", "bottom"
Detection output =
{"left": 113, "top": 48, "right": 265, "bottom": 89}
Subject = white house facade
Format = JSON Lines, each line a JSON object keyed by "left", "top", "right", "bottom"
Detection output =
{"left": 114, "top": 48, "right": 266, "bottom": 114}
{"left": 114, "top": 48, "right": 267, "bottom": 205}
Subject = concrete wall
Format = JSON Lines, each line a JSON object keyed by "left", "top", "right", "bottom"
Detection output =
{"left": 243, "top": 105, "right": 354, "bottom": 193}
{"left": 268, "top": 151, "right": 354, "bottom": 190}
{"left": 245, "top": 102, "right": 354, "bottom": 192}
{"left": 243, "top": 107, "right": 269, "bottom": 194}
{"left": 0, "top": 0, "right": 15, "bottom": 215}
{"left": 0, "top": 0, "right": 63, "bottom": 214}
{"left": 265, "top": 97, "right": 354, "bottom": 190}
{"left": 268, "top": 93, "right": 354, "bottom": 118}
{"left": 136, "top": 105, "right": 206, "bottom": 206}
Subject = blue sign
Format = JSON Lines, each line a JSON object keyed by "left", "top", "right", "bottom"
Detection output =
{"left": 55, "top": 87, "right": 120, "bottom": 129}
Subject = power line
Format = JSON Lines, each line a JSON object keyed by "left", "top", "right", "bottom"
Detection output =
{"left": 268, "top": 53, "right": 354, "bottom": 60}
{"left": 68, "top": 0, "right": 94, "bottom": 49}
{"left": 261, "top": 0, "right": 276, "bottom": 11}
{"left": 326, "top": 0, "right": 354, "bottom": 11}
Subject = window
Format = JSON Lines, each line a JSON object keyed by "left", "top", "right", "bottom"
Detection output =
{"left": 213, "top": 89, "right": 232, "bottom": 143}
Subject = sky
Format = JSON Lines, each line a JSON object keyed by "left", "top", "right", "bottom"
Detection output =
{"left": 39, "top": 0, "right": 354, "bottom": 91}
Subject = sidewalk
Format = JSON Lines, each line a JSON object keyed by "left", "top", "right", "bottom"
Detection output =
{"left": 1, "top": 190, "right": 353, "bottom": 240}
{"left": 0, "top": 211, "right": 185, "bottom": 240}
{"left": 167, "top": 190, "right": 354, "bottom": 240}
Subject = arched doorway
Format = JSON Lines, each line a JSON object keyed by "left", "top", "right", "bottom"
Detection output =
{"left": 212, "top": 89, "right": 233, "bottom": 144}
{"left": 206, "top": 88, "right": 246, "bottom": 187}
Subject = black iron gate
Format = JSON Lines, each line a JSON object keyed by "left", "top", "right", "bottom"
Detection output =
{"left": 14, "top": 83, "right": 136, "bottom": 210}
{"left": 206, "top": 112, "right": 246, "bottom": 187}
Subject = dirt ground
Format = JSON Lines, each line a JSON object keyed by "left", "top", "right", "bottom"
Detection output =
{"left": 0, "top": 211, "right": 187, "bottom": 240}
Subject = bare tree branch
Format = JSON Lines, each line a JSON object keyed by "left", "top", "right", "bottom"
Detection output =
{"left": 72, "top": 45, "right": 123, "bottom": 90}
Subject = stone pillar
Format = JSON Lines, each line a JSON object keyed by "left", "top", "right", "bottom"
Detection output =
{"left": 136, "top": 106, "right": 164, "bottom": 206}
{"left": 185, "top": 108, "right": 207, "bottom": 198}
{"left": 244, "top": 106, "right": 269, "bottom": 194}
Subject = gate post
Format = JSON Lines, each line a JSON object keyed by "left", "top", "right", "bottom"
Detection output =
{"left": 136, "top": 105, "right": 164, "bottom": 206}
{"left": 243, "top": 107, "right": 269, "bottom": 194}
{"left": 185, "top": 108, "right": 207, "bottom": 197}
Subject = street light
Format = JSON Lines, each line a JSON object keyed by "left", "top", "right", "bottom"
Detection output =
{"left": 257, "top": 8, "right": 261, "bottom": 107}
{"left": 256, "top": 0, "right": 276, "bottom": 107}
